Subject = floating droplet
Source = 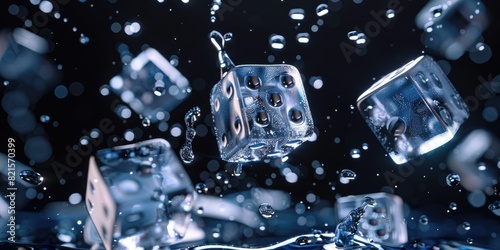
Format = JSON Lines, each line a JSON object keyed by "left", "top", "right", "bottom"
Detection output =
{"left": 339, "top": 169, "right": 356, "bottom": 184}
{"left": 223, "top": 32, "right": 233, "bottom": 41}
{"left": 419, "top": 215, "right": 429, "bottom": 225}
{"left": 289, "top": 8, "right": 305, "bottom": 20}
{"left": 234, "top": 163, "right": 243, "bottom": 176}
{"left": 463, "top": 221, "right": 471, "bottom": 230}
{"left": 350, "top": 148, "right": 361, "bottom": 159}
{"left": 269, "top": 34, "right": 286, "bottom": 49}
{"left": 362, "top": 143, "right": 369, "bottom": 150}
{"left": 142, "top": 117, "right": 151, "bottom": 127}
{"left": 212, "top": 228, "right": 221, "bottom": 238}
{"left": 363, "top": 196, "right": 377, "bottom": 207}
{"left": 488, "top": 201, "right": 500, "bottom": 211}
{"left": 467, "top": 238, "right": 473, "bottom": 244}
{"left": 476, "top": 42, "right": 485, "bottom": 51}
{"left": 153, "top": 81, "right": 166, "bottom": 96}
{"left": 296, "top": 32, "right": 310, "bottom": 44}
{"left": 79, "top": 34, "right": 89, "bottom": 44}
{"left": 446, "top": 173, "right": 460, "bottom": 187}
{"left": 316, "top": 4, "right": 329, "bottom": 17}
{"left": 347, "top": 31, "right": 358, "bottom": 40}
{"left": 355, "top": 33, "right": 366, "bottom": 44}
{"left": 259, "top": 203, "right": 275, "bottom": 219}
{"left": 477, "top": 162, "right": 486, "bottom": 171}
{"left": 19, "top": 170, "right": 44, "bottom": 185}
{"left": 196, "top": 207, "right": 204, "bottom": 214}
{"left": 295, "top": 236, "right": 312, "bottom": 245}
{"left": 40, "top": 115, "right": 51, "bottom": 123}
{"left": 195, "top": 183, "right": 208, "bottom": 194}
{"left": 449, "top": 202, "right": 458, "bottom": 211}
{"left": 386, "top": 9, "right": 395, "bottom": 18}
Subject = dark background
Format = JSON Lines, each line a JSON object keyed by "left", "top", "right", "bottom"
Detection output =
{"left": 1, "top": 0, "right": 499, "bottom": 248}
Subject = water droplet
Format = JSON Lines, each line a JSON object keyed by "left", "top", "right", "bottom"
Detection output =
{"left": 142, "top": 117, "right": 151, "bottom": 127}
{"left": 247, "top": 76, "right": 261, "bottom": 89}
{"left": 296, "top": 32, "right": 310, "bottom": 44}
{"left": 386, "top": 9, "right": 395, "bottom": 18}
{"left": 212, "top": 228, "right": 221, "bottom": 238}
{"left": 195, "top": 183, "right": 208, "bottom": 194}
{"left": 419, "top": 215, "right": 429, "bottom": 225}
{"left": 3, "top": 80, "right": 10, "bottom": 86}
{"left": 316, "top": 4, "right": 329, "bottom": 17}
{"left": 180, "top": 106, "right": 201, "bottom": 164}
{"left": 289, "top": 109, "right": 303, "bottom": 123}
{"left": 79, "top": 34, "right": 89, "bottom": 44}
{"left": 355, "top": 33, "right": 366, "bottom": 44}
{"left": 268, "top": 92, "right": 283, "bottom": 107}
{"left": 269, "top": 34, "right": 286, "bottom": 49}
{"left": 488, "top": 201, "right": 500, "bottom": 210}
{"left": 40, "top": 115, "right": 51, "bottom": 123}
{"left": 467, "top": 238, "right": 473, "bottom": 244}
{"left": 449, "top": 202, "right": 458, "bottom": 211}
{"left": 446, "top": 173, "right": 461, "bottom": 186}
{"left": 259, "top": 203, "right": 275, "bottom": 218}
{"left": 386, "top": 116, "right": 406, "bottom": 136}
{"left": 347, "top": 31, "right": 358, "bottom": 40}
{"left": 289, "top": 8, "right": 305, "bottom": 20}
{"left": 463, "top": 221, "right": 471, "bottom": 230}
{"left": 362, "top": 196, "right": 377, "bottom": 207}
{"left": 19, "top": 170, "right": 44, "bottom": 185}
{"left": 223, "top": 32, "right": 233, "bottom": 41}
{"left": 430, "top": 5, "right": 443, "bottom": 18}
{"left": 210, "top": 16, "right": 216, "bottom": 22}
{"left": 153, "top": 81, "right": 166, "bottom": 96}
{"left": 339, "top": 169, "right": 356, "bottom": 184}
{"left": 362, "top": 143, "right": 369, "bottom": 150}
{"left": 234, "top": 163, "right": 243, "bottom": 176}
{"left": 295, "top": 236, "right": 312, "bottom": 245}
{"left": 350, "top": 148, "right": 361, "bottom": 159}
{"left": 475, "top": 42, "right": 485, "bottom": 51}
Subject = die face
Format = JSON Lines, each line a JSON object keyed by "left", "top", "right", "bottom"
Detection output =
{"left": 210, "top": 64, "right": 314, "bottom": 162}
{"left": 357, "top": 55, "right": 469, "bottom": 164}
{"left": 415, "top": 0, "right": 489, "bottom": 60}
{"left": 109, "top": 48, "right": 190, "bottom": 122}
{"left": 335, "top": 193, "right": 407, "bottom": 246}
{"left": 86, "top": 139, "right": 195, "bottom": 250}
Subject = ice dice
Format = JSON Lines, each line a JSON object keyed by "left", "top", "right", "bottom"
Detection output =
{"left": 415, "top": 0, "right": 489, "bottom": 60}
{"left": 335, "top": 193, "right": 407, "bottom": 247}
{"left": 109, "top": 46, "right": 190, "bottom": 122}
{"left": 209, "top": 31, "right": 314, "bottom": 162}
{"left": 357, "top": 55, "right": 469, "bottom": 164}
{"left": 85, "top": 139, "right": 196, "bottom": 250}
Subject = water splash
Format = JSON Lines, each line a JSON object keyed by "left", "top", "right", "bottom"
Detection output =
{"left": 333, "top": 196, "right": 376, "bottom": 247}
{"left": 180, "top": 106, "right": 201, "bottom": 163}
{"left": 209, "top": 30, "right": 235, "bottom": 78}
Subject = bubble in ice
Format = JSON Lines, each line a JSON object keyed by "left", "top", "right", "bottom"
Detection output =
{"left": 462, "top": 221, "right": 471, "bottom": 230}
{"left": 180, "top": 106, "right": 201, "bottom": 164}
{"left": 419, "top": 215, "right": 429, "bottom": 225}
{"left": 258, "top": 203, "right": 275, "bottom": 218}
{"left": 430, "top": 5, "right": 443, "bottom": 18}
{"left": 446, "top": 173, "right": 461, "bottom": 186}
{"left": 488, "top": 201, "right": 500, "bottom": 211}
{"left": 40, "top": 115, "right": 51, "bottom": 123}
{"left": 347, "top": 31, "right": 358, "bottom": 40}
{"left": 355, "top": 33, "right": 366, "bottom": 44}
{"left": 269, "top": 34, "right": 286, "bottom": 49}
{"left": 350, "top": 148, "right": 361, "bottom": 159}
{"left": 79, "top": 34, "right": 89, "bottom": 45}
{"left": 19, "top": 170, "right": 44, "bottom": 185}
{"left": 153, "top": 81, "right": 166, "bottom": 96}
{"left": 195, "top": 183, "right": 208, "bottom": 194}
{"left": 316, "top": 4, "right": 329, "bottom": 17}
{"left": 386, "top": 9, "right": 395, "bottom": 18}
{"left": 296, "top": 33, "right": 310, "bottom": 44}
{"left": 289, "top": 8, "right": 305, "bottom": 20}
{"left": 449, "top": 202, "right": 458, "bottom": 211}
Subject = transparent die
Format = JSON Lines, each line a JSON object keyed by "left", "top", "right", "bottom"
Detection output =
{"left": 447, "top": 129, "right": 500, "bottom": 193}
{"left": 357, "top": 55, "right": 469, "bottom": 164}
{"left": 210, "top": 64, "right": 314, "bottom": 162}
{"left": 335, "top": 192, "right": 407, "bottom": 247}
{"left": 415, "top": 0, "right": 489, "bottom": 60}
{"left": 85, "top": 139, "right": 196, "bottom": 250}
{"left": 109, "top": 48, "right": 190, "bottom": 122}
